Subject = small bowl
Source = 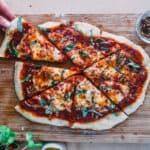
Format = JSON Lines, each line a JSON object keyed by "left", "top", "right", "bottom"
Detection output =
{"left": 136, "top": 10, "right": 150, "bottom": 44}
{"left": 42, "top": 143, "right": 67, "bottom": 150}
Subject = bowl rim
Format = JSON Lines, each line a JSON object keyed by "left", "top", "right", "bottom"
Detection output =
{"left": 136, "top": 10, "right": 150, "bottom": 44}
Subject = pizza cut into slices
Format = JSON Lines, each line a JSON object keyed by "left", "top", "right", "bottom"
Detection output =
{"left": 15, "top": 75, "right": 128, "bottom": 130}
{"left": 38, "top": 22, "right": 121, "bottom": 68}
{"left": 15, "top": 62, "right": 81, "bottom": 100}
{"left": 84, "top": 53, "right": 150, "bottom": 115}
{"left": 0, "top": 16, "right": 66, "bottom": 62}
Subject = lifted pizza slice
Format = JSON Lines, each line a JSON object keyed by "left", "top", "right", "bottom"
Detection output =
{"left": 0, "top": 17, "right": 66, "bottom": 62}
{"left": 15, "top": 62, "right": 81, "bottom": 100}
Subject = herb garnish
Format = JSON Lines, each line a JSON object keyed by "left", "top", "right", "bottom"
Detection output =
{"left": 116, "top": 53, "right": 126, "bottom": 64}
{"left": 127, "top": 61, "right": 140, "bottom": 70}
{"left": 45, "top": 105, "right": 53, "bottom": 115}
{"left": 81, "top": 108, "right": 88, "bottom": 117}
{"left": 99, "top": 46, "right": 110, "bottom": 51}
{"left": 77, "top": 89, "right": 87, "bottom": 96}
{"left": 79, "top": 50, "right": 89, "bottom": 58}
{"left": 39, "top": 99, "right": 47, "bottom": 106}
{"left": 99, "top": 39, "right": 106, "bottom": 44}
{"left": 6, "top": 42, "right": 18, "bottom": 57}
{"left": 22, "top": 74, "right": 31, "bottom": 82}
{"left": 17, "top": 16, "right": 23, "bottom": 32}
{"left": 109, "top": 101, "right": 119, "bottom": 117}
{"left": 49, "top": 38, "right": 57, "bottom": 43}
{"left": 63, "top": 43, "right": 75, "bottom": 53}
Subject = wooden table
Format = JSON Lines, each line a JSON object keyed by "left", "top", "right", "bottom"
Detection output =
{"left": 1, "top": 0, "right": 150, "bottom": 149}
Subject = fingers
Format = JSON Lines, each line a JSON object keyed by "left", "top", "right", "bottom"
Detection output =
{"left": 0, "top": 0, "right": 15, "bottom": 21}
{"left": 0, "top": 15, "right": 10, "bottom": 29}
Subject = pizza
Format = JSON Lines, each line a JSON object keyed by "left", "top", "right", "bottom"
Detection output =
{"left": 15, "top": 75, "right": 128, "bottom": 130}
{"left": 0, "top": 16, "right": 66, "bottom": 62}
{"left": 15, "top": 62, "right": 81, "bottom": 100}
{"left": 0, "top": 17, "right": 149, "bottom": 130}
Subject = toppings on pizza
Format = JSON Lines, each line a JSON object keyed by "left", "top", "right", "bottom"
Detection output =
{"left": 38, "top": 22, "right": 122, "bottom": 68}
{"left": 15, "top": 75, "right": 128, "bottom": 130}
{"left": 15, "top": 62, "right": 81, "bottom": 100}
{"left": 0, "top": 17, "right": 67, "bottom": 62}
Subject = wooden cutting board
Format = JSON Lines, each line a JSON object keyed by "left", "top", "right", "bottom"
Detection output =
{"left": 0, "top": 14, "right": 150, "bottom": 143}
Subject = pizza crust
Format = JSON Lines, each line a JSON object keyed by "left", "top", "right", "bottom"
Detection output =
{"left": 124, "top": 65, "right": 150, "bottom": 115}
{"left": 0, "top": 17, "right": 25, "bottom": 57}
{"left": 72, "top": 111, "right": 128, "bottom": 130}
{"left": 38, "top": 22, "right": 62, "bottom": 29}
{"left": 14, "top": 62, "right": 24, "bottom": 101}
{"left": 15, "top": 105, "right": 69, "bottom": 127}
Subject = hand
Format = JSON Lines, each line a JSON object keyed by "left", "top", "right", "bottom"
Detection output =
{"left": 0, "top": 0, "right": 15, "bottom": 29}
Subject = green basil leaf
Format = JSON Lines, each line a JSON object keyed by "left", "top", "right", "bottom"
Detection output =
{"left": 99, "top": 39, "right": 106, "bottom": 44}
{"left": 79, "top": 50, "right": 89, "bottom": 58}
{"left": 77, "top": 89, "right": 87, "bottom": 96}
{"left": 128, "top": 62, "right": 140, "bottom": 69}
{"left": 63, "top": 43, "right": 75, "bottom": 53}
{"left": 40, "top": 99, "right": 47, "bottom": 106}
{"left": 50, "top": 38, "right": 58, "bottom": 43}
{"left": 81, "top": 108, "right": 88, "bottom": 117}
{"left": 45, "top": 105, "right": 53, "bottom": 115}
{"left": 17, "top": 16, "right": 23, "bottom": 32}
{"left": 21, "top": 74, "right": 31, "bottom": 83}
{"left": 99, "top": 46, "right": 110, "bottom": 51}
{"left": 12, "top": 42, "right": 18, "bottom": 57}
{"left": 6, "top": 42, "right": 18, "bottom": 57}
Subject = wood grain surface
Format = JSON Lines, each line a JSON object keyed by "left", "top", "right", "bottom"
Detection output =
{"left": 0, "top": 14, "right": 150, "bottom": 143}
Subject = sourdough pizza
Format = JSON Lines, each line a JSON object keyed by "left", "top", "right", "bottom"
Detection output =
{"left": 15, "top": 62, "right": 81, "bottom": 100}
{"left": 0, "top": 17, "right": 148, "bottom": 130}
{"left": 0, "top": 17, "right": 66, "bottom": 62}
{"left": 15, "top": 75, "right": 128, "bottom": 130}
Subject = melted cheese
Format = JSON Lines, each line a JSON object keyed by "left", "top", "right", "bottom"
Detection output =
{"left": 74, "top": 78, "right": 111, "bottom": 111}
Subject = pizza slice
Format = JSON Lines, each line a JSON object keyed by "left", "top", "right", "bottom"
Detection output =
{"left": 15, "top": 75, "right": 128, "bottom": 130}
{"left": 104, "top": 49, "right": 149, "bottom": 86}
{"left": 38, "top": 22, "right": 121, "bottom": 68}
{"left": 0, "top": 16, "right": 66, "bottom": 62}
{"left": 84, "top": 57, "right": 150, "bottom": 115}
{"left": 71, "top": 77, "right": 127, "bottom": 130}
{"left": 15, "top": 62, "right": 81, "bottom": 100}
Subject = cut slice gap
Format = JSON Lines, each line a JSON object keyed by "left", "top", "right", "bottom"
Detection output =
{"left": 14, "top": 61, "right": 81, "bottom": 101}
{"left": 15, "top": 75, "right": 128, "bottom": 130}
{"left": 0, "top": 17, "right": 67, "bottom": 63}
